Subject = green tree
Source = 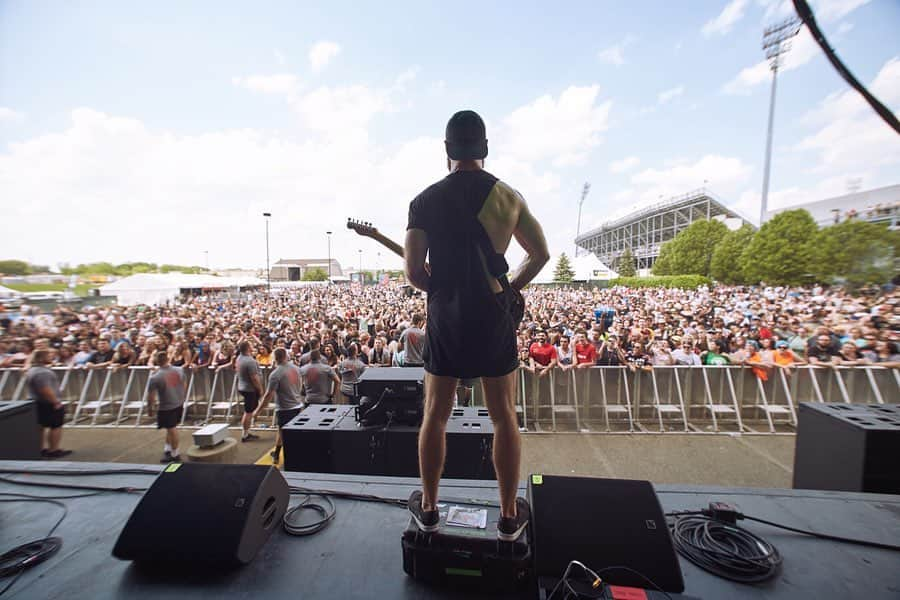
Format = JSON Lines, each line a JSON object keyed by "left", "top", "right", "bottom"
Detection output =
{"left": 652, "top": 219, "right": 728, "bottom": 277}
{"left": 710, "top": 224, "right": 756, "bottom": 284}
{"left": 553, "top": 253, "right": 575, "bottom": 283}
{"left": 813, "top": 220, "right": 899, "bottom": 289}
{"left": 617, "top": 248, "right": 637, "bottom": 277}
{"left": 0, "top": 260, "right": 32, "bottom": 275}
{"left": 652, "top": 244, "right": 673, "bottom": 275}
{"left": 303, "top": 267, "right": 328, "bottom": 281}
{"left": 740, "top": 209, "right": 818, "bottom": 285}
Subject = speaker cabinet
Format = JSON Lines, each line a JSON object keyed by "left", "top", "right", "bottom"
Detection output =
{"left": 794, "top": 403, "right": 900, "bottom": 494}
{"left": 112, "top": 463, "right": 289, "bottom": 566}
{"left": 332, "top": 417, "right": 386, "bottom": 475}
{"left": 0, "top": 401, "right": 41, "bottom": 460}
{"left": 282, "top": 406, "right": 351, "bottom": 473}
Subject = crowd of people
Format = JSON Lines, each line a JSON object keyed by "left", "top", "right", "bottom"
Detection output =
{"left": 2, "top": 282, "right": 899, "bottom": 378}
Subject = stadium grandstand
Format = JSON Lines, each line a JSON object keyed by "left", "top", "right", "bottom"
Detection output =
{"left": 575, "top": 188, "right": 754, "bottom": 271}
{"left": 765, "top": 183, "right": 900, "bottom": 229}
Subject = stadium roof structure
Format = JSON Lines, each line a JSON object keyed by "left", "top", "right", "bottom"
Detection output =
{"left": 765, "top": 183, "right": 900, "bottom": 229}
{"left": 575, "top": 188, "right": 754, "bottom": 271}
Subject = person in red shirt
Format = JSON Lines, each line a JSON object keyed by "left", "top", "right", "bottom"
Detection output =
{"left": 528, "top": 330, "right": 557, "bottom": 378}
{"left": 573, "top": 330, "right": 596, "bottom": 368}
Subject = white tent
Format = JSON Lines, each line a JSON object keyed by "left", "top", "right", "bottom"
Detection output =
{"left": 99, "top": 273, "right": 265, "bottom": 305}
{"left": 0, "top": 285, "right": 22, "bottom": 298}
{"left": 533, "top": 253, "right": 618, "bottom": 284}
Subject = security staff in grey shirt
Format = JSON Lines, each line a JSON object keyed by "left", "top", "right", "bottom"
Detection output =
{"left": 259, "top": 348, "right": 303, "bottom": 464}
{"left": 399, "top": 314, "right": 426, "bottom": 366}
{"left": 147, "top": 351, "right": 186, "bottom": 463}
{"left": 299, "top": 339, "right": 340, "bottom": 404}
{"left": 26, "top": 349, "right": 71, "bottom": 458}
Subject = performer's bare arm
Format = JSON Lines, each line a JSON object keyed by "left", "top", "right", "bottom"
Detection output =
{"left": 509, "top": 200, "right": 550, "bottom": 292}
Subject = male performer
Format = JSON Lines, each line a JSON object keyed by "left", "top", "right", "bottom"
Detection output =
{"left": 236, "top": 340, "right": 263, "bottom": 441}
{"left": 147, "top": 351, "right": 186, "bottom": 463}
{"left": 259, "top": 347, "right": 303, "bottom": 464}
{"left": 404, "top": 110, "right": 549, "bottom": 541}
{"left": 26, "top": 349, "right": 72, "bottom": 458}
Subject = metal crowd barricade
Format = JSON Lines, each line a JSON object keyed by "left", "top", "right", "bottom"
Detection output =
{"left": 207, "top": 367, "right": 240, "bottom": 423}
{"left": 10, "top": 364, "right": 894, "bottom": 431}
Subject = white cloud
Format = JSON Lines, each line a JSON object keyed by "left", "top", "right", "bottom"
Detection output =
{"left": 232, "top": 74, "right": 300, "bottom": 95}
{"left": 597, "top": 36, "right": 635, "bottom": 66}
{"left": 793, "top": 57, "right": 900, "bottom": 173}
{"left": 0, "top": 83, "right": 609, "bottom": 269}
{"left": 609, "top": 156, "right": 640, "bottom": 173}
{"left": 722, "top": 26, "right": 819, "bottom": 94}
{"left": 809, "top": 0, "right": 869, "bottom": 22}
{"left": 309, "top": 41, "right": 341, "bottom": 73}
{"left": 702, "top": 0, "right": 749, "bottom": 37}
{"left": 724, "top": 0, "right": 870, "bottom": 94}
{"left": 657, "top": 85, "right": 685, "bottom": 104}
{"left": 0, "top": 107, "right": 24, "bottom": 122}
{"left": 499, "top": 85, "right": 612, "bottom": 167}
{"left": 274, "top": 49, "right": 287, "bottom": 66}
{"left": 836, "top": 22, "right": 854, "bottom": 34}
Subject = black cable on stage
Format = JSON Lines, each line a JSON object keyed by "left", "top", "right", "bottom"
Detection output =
{"left": 0, "top": 495, "right": 68, "bottom": 597}
{"left": 667, "top": 503, "right": 900, "bottom": 584}
{"left": 283, "top": 492, "right": 336, "bottom": 536}
{"left": 792, "top": 0, "right": 900, "bottom": 135}
{"left": 0, "top": 475, "right": 146, "bottom": 494}
{"left": 667, "top": 513, "right": 782, "bottom": 584}
{"left": 0, "top": 468, "right": 161, "bottom": 477}
{"left": 741, "top": 514, "right": 900, "bottom": 552}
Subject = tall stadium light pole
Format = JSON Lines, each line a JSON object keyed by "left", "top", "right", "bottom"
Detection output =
{"left": 358, "top": 249, "right": 363, "bottom": 284}
{"left": 326, "top": 231, "right": 332, "bottom": 283}
{"left": 263, "top": 212, "right": 271, "bottom": 294}
{"left": 203, "top": 250, "right": 209, "bottom": 271}
{"left": 759, "top": 17, "right": 801, "bottom": 227}
{"left": 575, "top": 182, "right": 591, "bottom": 258}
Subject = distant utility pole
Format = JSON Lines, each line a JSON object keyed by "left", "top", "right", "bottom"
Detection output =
{"left": 575, "top": 182, "right": 591, "bottom": 258}
{"left": 759, "top": 16, "right": 801, "bottom": 227}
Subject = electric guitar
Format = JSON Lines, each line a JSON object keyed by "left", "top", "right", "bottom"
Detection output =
{"left": 346, "top": 218, "right": 525, "bottom": 324}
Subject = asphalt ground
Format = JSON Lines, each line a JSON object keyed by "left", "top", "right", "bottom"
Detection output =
{"left": 51, "top": 426, "right": 795, "bottom": 489}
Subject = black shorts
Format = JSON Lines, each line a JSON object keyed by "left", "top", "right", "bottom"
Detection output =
{"left": 424, "top": 289, "right": 518, "bottom": 379}
{"left": 240, "top": 391, "right": 260, "bottom": 413}
{"left": 37, "top": 403, "right": 65, "bottom": 429}
{"left": 157, "top": 406, "right": 183, "bottom": 429}
{"left": 276, "top": 407, "right": 302, "bottom": 428}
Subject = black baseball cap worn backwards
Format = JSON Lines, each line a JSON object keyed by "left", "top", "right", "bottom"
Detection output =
{"left": 445, "top": 110, "right": 488, "bottom": 160}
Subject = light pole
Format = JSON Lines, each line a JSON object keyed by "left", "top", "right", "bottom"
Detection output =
{"left": 203, "top": 250, "right": 209, "bottom": 271}
{"left": 263, "top": 212, "right": 271, "bottom": 294}
{"left": 376, "top": 251, "right": 381, "bottom": 284}
{"left": 575, "top": 182, "right": 591, "bottom": 258}
{"left": 358, "top": 249, "right": 363, "bottom": 284}
{"left": 759, "top": 17, "right": 801, "bottom": 226}
{"left": 326, "top": 231, "right": 332, "bottom": 283}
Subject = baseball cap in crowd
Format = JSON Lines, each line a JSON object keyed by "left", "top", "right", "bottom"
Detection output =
{"left": 445, "top": 110, "right": 488, "bottom": 160}
{"left": 746, "top": 340, "right": 759, "bottom": 350}
{"left": 776, "top": 341, "right": 789, "bottom": 348}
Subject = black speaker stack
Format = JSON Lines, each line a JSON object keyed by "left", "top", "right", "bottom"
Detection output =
{"left": 283, "top": 404, "right": 495, "bottom": 479}
{"left": 793, "top": 402, "right": 900, "bottom": 494}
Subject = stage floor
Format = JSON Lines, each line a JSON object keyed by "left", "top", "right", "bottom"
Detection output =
{"left": 1, "top": 461, "right": 898, "bottom": 599}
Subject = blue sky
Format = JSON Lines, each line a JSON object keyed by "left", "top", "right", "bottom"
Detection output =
{"left": 1, "top": 0, "right": 898, "bottom": 272}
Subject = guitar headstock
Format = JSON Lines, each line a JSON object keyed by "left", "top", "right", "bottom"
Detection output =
{"left": 347, "top": 218, "right": 378, "bottom": 238}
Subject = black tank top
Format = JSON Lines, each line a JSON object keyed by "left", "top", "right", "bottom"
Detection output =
{"left": 407, "top": 169, "right": 502, "bottom": 307}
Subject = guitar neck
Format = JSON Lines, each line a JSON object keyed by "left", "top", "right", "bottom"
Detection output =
{"left": 371, "top": 232, "right": 405, "bottom": 259}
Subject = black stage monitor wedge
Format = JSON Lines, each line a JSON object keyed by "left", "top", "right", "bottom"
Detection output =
{"left": 528, "top": 474, "right": 684, "bottom": 593}
{"left": 113, "top": 463, "right": 289, "bottom": 566}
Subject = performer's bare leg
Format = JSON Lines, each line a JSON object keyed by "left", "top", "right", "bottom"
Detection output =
{"left": 419, "top": 372, "right": 458, "bottom": 511}
{"left": 482, "top": 370, "right": 520, "bottom": 519}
